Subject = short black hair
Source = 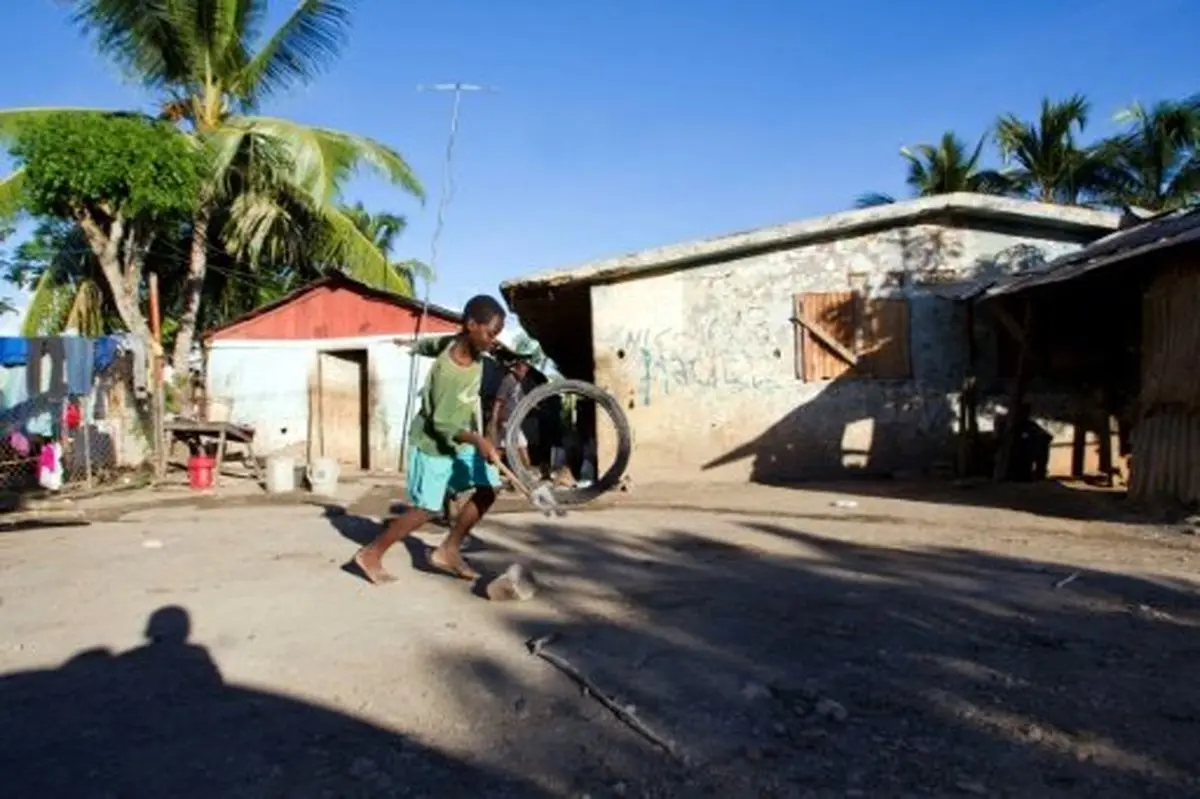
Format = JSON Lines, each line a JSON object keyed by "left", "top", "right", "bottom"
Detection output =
{"left": 462, "top": 294, "right": 506, "bottom": 325}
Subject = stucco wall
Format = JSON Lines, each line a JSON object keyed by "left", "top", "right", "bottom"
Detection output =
{"left": 205, "top": 336, "right": 439, "bottom": 470}
{"left": 590, "top": 222, "right": 1098, "bottom": 483}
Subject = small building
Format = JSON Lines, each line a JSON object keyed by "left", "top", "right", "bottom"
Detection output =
{"left": 502, "top": 193, "right": 1119, "bottom": 484}
{"left": 202, "top": 273, "right": 461, "bottom": 471}
{"left": 977, "top": 206, "right": 1200, "bottom": 505}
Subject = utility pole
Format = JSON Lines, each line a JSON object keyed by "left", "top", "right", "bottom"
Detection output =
{"left": 398, "top": 81, "right": 497, "bottom": 472}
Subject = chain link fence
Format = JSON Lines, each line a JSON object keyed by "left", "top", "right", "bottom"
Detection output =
{"left": 0, "top": 350, "right": 154, "bottom": 496}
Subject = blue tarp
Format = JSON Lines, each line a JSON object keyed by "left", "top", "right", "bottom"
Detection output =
{"left": 0, "top": 335, "right": 121, "bottom": 371}
{"left": 0, "top": 338, "right": 28, "bottom": 368}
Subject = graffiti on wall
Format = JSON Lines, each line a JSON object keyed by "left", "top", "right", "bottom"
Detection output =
{"left": 602, "top": 318, "right": 783, "bottom": 406}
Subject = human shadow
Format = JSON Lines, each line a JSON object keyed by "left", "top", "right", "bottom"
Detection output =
{"left": 442, "top": 514, "right": 1200, "bottom": 797}
{"left": 0, "top": 605, "right": 552, "bottom": 799}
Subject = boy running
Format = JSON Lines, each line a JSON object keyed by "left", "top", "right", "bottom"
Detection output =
{"left": 354, "top": 295, "right": 506, "bottom": 585}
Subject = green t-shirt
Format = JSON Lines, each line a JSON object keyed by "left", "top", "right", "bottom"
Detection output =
{"left": 409, "top": 335, "right": 483, "bottom": 456}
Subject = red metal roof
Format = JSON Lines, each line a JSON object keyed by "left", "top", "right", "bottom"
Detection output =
{"left": 204, "top": 272, "right": 462, "bottom": 342}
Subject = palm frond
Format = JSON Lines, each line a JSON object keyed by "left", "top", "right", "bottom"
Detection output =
{"left": 854, "top": 192, "right": 895, "bottom": 209}
{"left": 234, "top": 0, "right": 353, "bottom": 106}
{"left": 68, "top": 0, "right": 198, "bottom": 89}
{"left": 231, "top": 115, "right": 424, "bottom": 203}
{"left": 315, "top": 203, "right": 398, "bottom": 287}
{"left": 0, "top": 169, "right": 26, "bottom": 221}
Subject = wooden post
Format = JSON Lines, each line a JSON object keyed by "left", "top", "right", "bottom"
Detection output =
{"left": 994, "top": 299, "right": 1033, "bottom": 482}
{"left": 957, "top": 301, "right": 979, "bottom": 476}
{"left": 149, "top": 272, "right": 165, "bottom": 480}
{"left": 83, "top": 378, "right": 94, "bottom": 490}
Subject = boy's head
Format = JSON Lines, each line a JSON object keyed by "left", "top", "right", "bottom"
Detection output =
{"left": 461, "top": 294, "right": 506, "bottom": 356}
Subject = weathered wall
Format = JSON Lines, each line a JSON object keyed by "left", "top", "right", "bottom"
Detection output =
{"left": 590, "top": 223, "right": 1097, "bottom": 482}
{"left": 205, "top": 336, "right": 439, "bottom": 470}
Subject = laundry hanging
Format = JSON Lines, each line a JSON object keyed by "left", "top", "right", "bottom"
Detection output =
{"left": 63, "top": 336, "right": 95, "bottom": 396}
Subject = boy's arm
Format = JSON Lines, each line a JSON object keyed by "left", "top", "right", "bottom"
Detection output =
{"left": 409, "top": 334, "right": 454, "bottom": 359}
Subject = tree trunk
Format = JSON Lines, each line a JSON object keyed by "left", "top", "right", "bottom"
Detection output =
{"left": 172, "top": 198, "right": 213, "bottom": 370}
{"left": 76, "top": 210, "right": 152, "bottom": 342}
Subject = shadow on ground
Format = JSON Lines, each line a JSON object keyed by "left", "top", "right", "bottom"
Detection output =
{"left": 417, "top": 513, "right": 1200, "bottom": 797}
{"left": 0, "top": 605, "right": 552, "bottom": 799}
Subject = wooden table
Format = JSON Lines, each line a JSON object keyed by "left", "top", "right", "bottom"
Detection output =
{"left": 164, "top": 419, "right": 259, "bottom": 486}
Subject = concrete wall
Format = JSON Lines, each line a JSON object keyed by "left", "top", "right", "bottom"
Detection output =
{"left": 590, "top": 222, "right": 1097, "bottom": 483}
{"left": 205, "top": 335, "right": 440, "bottom": 470}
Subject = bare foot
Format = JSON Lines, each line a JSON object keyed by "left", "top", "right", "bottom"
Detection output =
{"left": 354, "top": 547, "right": 397, "bottom": 585}
{"left": 429, "top": 547, "right": 480, "bottom": 581}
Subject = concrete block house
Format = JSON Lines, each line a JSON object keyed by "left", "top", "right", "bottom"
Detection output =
{"left": 502, "top": 194, "right": 1119, "bottom": 484}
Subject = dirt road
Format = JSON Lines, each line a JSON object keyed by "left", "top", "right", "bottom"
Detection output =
{"left": 1, "top": 484, "right": 1197, "bottom": 797}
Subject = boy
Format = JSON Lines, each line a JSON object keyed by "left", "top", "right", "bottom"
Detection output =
{"left": 354, "top": 295, "right": 506, "bottom": 585}
{"left": 488, "top": 357, "right": 531, "bottom": 471}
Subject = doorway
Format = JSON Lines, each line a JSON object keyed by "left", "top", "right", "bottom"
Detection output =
{"left": 311, "top": 349, "right": 370, "bottom": 470}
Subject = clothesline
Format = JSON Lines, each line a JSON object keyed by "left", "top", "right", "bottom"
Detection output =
{"left": 0, "top": 335, "right": 121, "bottom": 373}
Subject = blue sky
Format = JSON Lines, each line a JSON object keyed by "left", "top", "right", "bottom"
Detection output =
{"left": 2, "top": 0, "right": 1198, "bottom": 326}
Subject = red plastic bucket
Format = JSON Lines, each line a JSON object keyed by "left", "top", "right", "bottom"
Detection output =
{"left": 187, "top": 455, "right": 215, "bottom": 490}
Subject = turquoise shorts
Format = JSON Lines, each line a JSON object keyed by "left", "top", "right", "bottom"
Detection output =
{"left": 406, "top": 445, "right": 501, "bottom": 513}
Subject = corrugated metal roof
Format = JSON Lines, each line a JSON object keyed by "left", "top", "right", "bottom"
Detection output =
{"left": 982, "top": 207, "right": 1200, "bottom": 299}
{"left": 202, "top": 271, "right": 462, "bottom": 341}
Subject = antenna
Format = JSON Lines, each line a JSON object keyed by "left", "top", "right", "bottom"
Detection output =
{"left": 398, "top": 81, "right": 497, "bottom": 470}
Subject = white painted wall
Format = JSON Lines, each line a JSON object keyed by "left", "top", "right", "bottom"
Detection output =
{"left": 205, "top": 334, "right": 442, "bottom": 469}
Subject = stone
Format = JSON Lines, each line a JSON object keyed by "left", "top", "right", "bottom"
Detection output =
{"left": 815, "top": 698, "right": 848, "bottom": 722}
{"left": 741, "top": 681, "right": 772, "bottom": 701}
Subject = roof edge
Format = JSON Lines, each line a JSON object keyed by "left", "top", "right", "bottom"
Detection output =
{"left": 500, "top": 193, "right": 1120, "bottom": 295}
{"left": 203, "top": 271, "right": 462, "bottom": 342}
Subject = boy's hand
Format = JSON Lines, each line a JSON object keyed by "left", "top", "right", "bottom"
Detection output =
{"left": 475, "top": 437, "right": 500, "bottom": 465}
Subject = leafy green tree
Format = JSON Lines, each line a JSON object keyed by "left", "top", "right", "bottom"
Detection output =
{"left": 994, "top": 94, "right": 1113, "bottom": 205}
{"left": 7, "top": 112, "right": 205, "bottom": 341}
{"left": 1097, "top": 97, "right": 1200, "bottom": 211}
{"left": 0, "top": 0, "right": 423, "bottom": 367}
{"left": 5, "top": 214, "right": 305, "bottom": 348}
{"left": 855, "top": 132, "right": 1009, "bottom": 208}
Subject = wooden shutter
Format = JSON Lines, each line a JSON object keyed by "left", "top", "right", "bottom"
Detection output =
{"left": 794, "top": 291, "right": 858, "bottom": 381}
{"left": 794, "top": 293, "right": 911, "bottom": 381}
{"left": 859, "top": 298, "right": 911, "bottom": 379}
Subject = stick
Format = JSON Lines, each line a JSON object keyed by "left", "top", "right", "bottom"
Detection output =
{"left": 493, "top": 459, "right": 558, "bottom": 515}
{"left": 1053, "top": 571, "right": 1082, "bottom": 590}
{"left": 526, "top": 634, "right": 685, "bottom": 763}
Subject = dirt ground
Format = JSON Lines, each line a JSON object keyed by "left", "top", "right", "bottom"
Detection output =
{"left": 1, "top": 480, "right": 1199, "bottom": 798}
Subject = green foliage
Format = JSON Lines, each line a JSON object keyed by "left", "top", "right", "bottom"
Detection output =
{"left": 855, "top": 131, "right": 1010, "bottom": 208}
{"left": 856, "top": 92, "right": 1200, "bottom": 212}
{"left": 1097, "top": 98, "right": 1200, "bottom": 211}
{"left": 10, "top": 112, "right": 205, "bottom": 221}
{"left": 994, "top": 95, "right": 1111, "bottom": 205}
{"left": 3, "top": 218, "right": 119, "bottom": 335}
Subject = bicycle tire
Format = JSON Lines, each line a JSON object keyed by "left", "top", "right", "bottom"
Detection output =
{"left": 503, "top": 379, "right": 632, "bottom": 506}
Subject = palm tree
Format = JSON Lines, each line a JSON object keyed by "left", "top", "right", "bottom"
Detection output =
{"left": 994, "top": 94, "right": 1112, "bottom": 205}
{"left": 1096, "top": 97, "right": 1200, "bottom": 212}
{"left": 854, "top": 132, "right": 1009, "bottom": 208}
{"left": 3, "top": 219, "right": 116, "bottom": 336}
{"left": 335, "top": 201, "right": 433, "bottom": 296}
{"left": 0, "top": 0, "right": 423, "bottom": 368}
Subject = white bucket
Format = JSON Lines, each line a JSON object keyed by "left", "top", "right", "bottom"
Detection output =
{"left": 264, "top": 454, "right": 296, "bottom": 494}
{"left": 307, "top": 457, "right": 340, "bottom": 496}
